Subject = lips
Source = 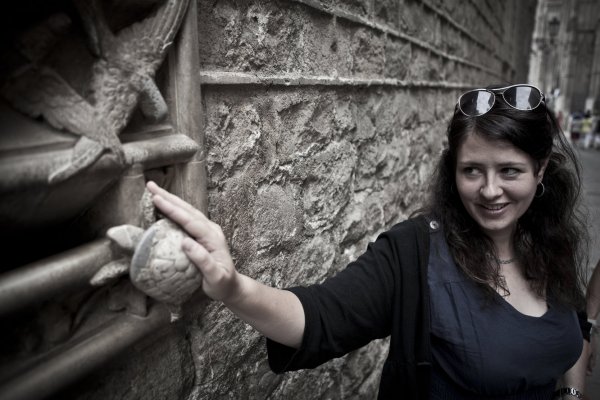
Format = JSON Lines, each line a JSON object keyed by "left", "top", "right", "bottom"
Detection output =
{"left": 480, "top": 203, "right": 508, "bottom": 211}
{"left": 477, "top": 203, "right": 510, "bottom": 218}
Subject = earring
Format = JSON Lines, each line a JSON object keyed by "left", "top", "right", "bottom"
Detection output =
{"left": 535, "top": 182, "right": 545, "bottom": 198}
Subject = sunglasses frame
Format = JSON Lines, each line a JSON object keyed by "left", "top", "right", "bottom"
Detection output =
{"left": 457, "top": 84, "right": 546, "bottom": 117}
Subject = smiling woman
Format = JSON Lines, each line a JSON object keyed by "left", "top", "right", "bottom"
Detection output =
{"left": 146, "top": 83, "right": 591, "bottom": 400}
{"left": 417, "top": 84, "right": 591, "bottom": 398}
{"left": 429, "top": 85, "right": 586, "bottom": 307}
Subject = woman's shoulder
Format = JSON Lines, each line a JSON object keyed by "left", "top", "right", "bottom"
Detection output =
{"left": 380, "top": 215, "right": 432, "bottom": 242}
{"left": 389, "top": 213, "right": 438, "bottom": 231}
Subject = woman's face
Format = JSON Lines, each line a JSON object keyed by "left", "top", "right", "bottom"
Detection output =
{"left": 455, "top": 133, "right": 546, "bottom": 242}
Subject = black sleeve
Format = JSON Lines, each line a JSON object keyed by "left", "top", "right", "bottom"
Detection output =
{"left": 267, "top": 227, "right": 407, "bottom": 373}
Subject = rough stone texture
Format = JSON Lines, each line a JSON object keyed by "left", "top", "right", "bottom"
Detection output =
{"left": 60, "top": 0, "right": 536, "bottom": 398}
{"left": 198, "top": 0, "right": 337, "bottom": 75}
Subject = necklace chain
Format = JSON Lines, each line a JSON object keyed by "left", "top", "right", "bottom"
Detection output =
{"left": 486, "top": 253, "right": 517, "bottom": 264}
{"left": 496, "top": 257, "right": 516, "bottom": 264}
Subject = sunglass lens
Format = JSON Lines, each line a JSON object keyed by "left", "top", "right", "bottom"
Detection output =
{"left": 503, "top": 86, "right": 541, "bottom": 110}
{"left": 459, "top": 90, "right": 494, "bottom": 116}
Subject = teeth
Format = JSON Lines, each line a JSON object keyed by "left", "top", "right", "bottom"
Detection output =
{"left": 484, "top": 204, "right": 505, "bottom": 210}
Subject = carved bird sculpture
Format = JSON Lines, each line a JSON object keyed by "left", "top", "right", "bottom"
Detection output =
{"left": 1, "top": 0, "right": 190, "bottom": 183}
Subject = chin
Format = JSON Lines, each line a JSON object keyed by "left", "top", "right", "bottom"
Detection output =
{"left": 476, "top": 218, "right": 516, "bottom": 236}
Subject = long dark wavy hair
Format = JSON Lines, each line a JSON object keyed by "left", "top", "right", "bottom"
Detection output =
{"left": 424, "top": 85, "right": 589, "bottom": 308}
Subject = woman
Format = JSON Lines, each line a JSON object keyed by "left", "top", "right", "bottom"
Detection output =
{"left": 147, "top": 84, "right": 591, "bottom": 399}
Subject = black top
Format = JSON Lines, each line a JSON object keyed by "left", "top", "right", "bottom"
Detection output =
{"left": 428, "top": 225, "right": 582, "bottom": 398}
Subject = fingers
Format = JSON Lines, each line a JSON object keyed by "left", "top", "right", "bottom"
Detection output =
{"left": 146, "top": 181, "right": 204, "bottom": 219}
{"left": 147, "top": 181, "right": 224, "bottom": 252}
{"left": 183, "top": 237, "right": 214, "bottom": 273}
{"left": 152, "top": 194, "right": 215, "bottom": 246}
{"left": 182, "top": 238, "right": 234, "bottom": 301}
{"left": 147, "top": 180, "right": 206, "bottom": 226}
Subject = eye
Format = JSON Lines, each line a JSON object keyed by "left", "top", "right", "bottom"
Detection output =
{"left": 502, "top": 167, "right": 521, "bottom": 177}
{"left": 462, "top": 166, "right": 481, "bottom": 176}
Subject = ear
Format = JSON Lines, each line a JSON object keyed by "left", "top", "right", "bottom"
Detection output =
{"left": 537, "top": 157, "right": 550, "bottom": 183}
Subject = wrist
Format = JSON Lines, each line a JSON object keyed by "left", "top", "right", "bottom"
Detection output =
{"left": 553, "top": 387, "right": 584, "bottom": 399}
{"left": 222, "top": 271, "right": 251, "bottom": 306}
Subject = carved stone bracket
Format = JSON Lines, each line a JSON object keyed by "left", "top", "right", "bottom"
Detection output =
{"left": 1, "top": 0, "right": 190, "bottom": 184}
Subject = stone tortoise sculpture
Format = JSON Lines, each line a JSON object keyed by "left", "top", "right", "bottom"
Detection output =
{"left": 91, "top": 218, "right": 203, "bottom": 321}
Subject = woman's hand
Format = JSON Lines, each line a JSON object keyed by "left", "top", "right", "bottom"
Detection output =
{"left": 146, "top": 181, "right": 305, "bottom": 348}
{"left": 146, "top": 181, "right": 240, "bottom": 302}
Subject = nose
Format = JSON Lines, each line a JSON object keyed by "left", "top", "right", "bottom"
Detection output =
{"left": 480, "top": 176, "right": 502, "bottom": 199}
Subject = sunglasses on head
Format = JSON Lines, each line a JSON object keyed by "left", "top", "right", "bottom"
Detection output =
{"left": 457, "top": 84, "right": 545, "bottom": 117}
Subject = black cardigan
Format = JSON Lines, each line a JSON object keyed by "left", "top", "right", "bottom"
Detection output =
{"left": 267, "top": 216, "right": 432, "bottom": 398}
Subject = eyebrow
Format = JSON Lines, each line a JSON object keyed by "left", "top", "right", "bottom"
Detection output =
{"left": 456, "top": 161, "right": 529, "bottom": 168}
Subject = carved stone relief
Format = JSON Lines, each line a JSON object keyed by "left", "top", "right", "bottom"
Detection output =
{"left": 0, "top": 1, "right": 201, "bottom": 398}
{"left": 0, "top": 0, "right": 194, "bottom": 268}
{"left": 92, "top": 199, "right": 204, "bottom": 321}
{"left": 1, "top": 0, "right": 189, "bottom": 183}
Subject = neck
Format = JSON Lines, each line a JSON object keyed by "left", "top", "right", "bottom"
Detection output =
{"left": 489, "top": 231, "right": 515, "bottom": 260}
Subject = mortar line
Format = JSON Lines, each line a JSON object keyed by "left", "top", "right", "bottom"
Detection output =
{"left": 199, "top": 70, "right": 474, "bottom": 89}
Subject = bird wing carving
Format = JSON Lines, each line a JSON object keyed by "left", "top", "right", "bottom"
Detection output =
{"left": 110, "top": 0, "right": 190, "bottom": 72}
{"left": 2, "top": 0, "right": 190, "bottom": 184}
{"left": 2, "top": 66, "right": 97, "bottom": 140}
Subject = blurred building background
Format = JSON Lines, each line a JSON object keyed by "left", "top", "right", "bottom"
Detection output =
{"left": 529, "top": 0, "right": 600, "bottom": 118}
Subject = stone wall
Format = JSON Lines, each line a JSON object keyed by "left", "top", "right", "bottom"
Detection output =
{"left": 186, "top": 0, "right": 538, "bottom": 398}
{"left": 55, "top": 0, "right": 537, "bottom": 399}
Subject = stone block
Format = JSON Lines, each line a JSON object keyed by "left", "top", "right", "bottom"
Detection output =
{"left": 408, "top": 47, "right": 443, "bottom": 81}
{"left": 253, "top": 184, "right": 302, "bottom": 251}
{"left": 454, "top": 64, "right": 471, "bottom": 84}
{"left": 336, "top": 21, "right": 385, "bottom": 77}
{"left": 401, "top": 1, "right": 439, "bottom": 46}
{"left": 374, "top": 0, "right": 399, "bottom": 28}
{"left": 440, "top": 23, "right": 466, "bottom": 59}
{"left": 300, "top": 141, "right": 357, "bottom": 231}
{"left": 384, "top": 37, "right": 411, "bottom": 80}
{"left": 397, "top": 0, "right": 423, "bottom": 38}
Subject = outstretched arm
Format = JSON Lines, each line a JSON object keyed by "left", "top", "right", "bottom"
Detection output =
{"left": 147, "top": 181, "right": 305, "bottom": 348}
